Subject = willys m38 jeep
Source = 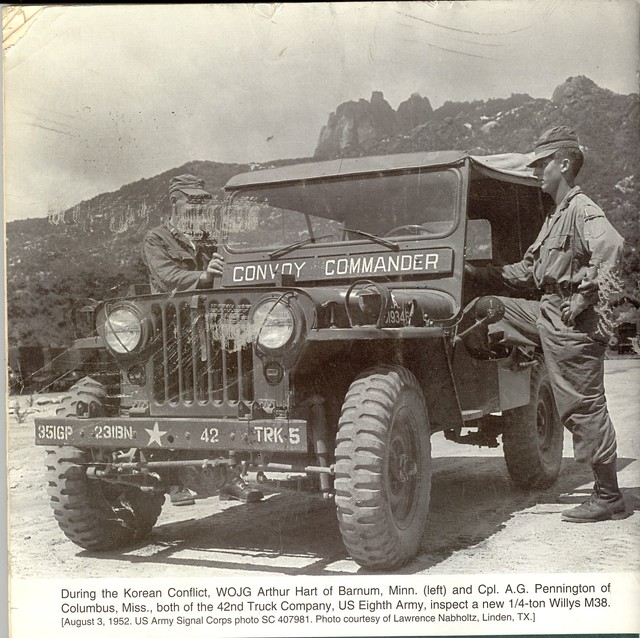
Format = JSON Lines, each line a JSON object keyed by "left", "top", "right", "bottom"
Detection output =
{"left": 35, "top": 150, "right": 563, "bottom": 570}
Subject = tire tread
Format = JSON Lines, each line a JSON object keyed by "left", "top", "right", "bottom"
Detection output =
{"left": 335, "top": 365, "right": 431, "bottom": 570}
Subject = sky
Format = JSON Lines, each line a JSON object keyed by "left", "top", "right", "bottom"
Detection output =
{"left": 3, "top": 1, "right": 639, "bottom": 221}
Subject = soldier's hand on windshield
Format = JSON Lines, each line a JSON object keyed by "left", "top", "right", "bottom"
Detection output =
{"left": 560, "top": 293, "right": 590, "bottom": 326}
{"left": 206, "top": 253, "right": 224, "bottom": 276}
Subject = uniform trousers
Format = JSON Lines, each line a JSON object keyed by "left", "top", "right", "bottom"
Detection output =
{"left": 487, "top": 294, "right": 617, "bottom": 466}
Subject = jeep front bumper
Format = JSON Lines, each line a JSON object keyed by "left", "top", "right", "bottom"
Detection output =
{"left": 34, "top": 416, "right": 308, "bottom": 453}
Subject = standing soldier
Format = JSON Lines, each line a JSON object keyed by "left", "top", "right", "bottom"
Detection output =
{"left": 467, "top": 126, "right": 626, "bottom": 522}
{"left": 143, "top": 174, "right": 264, "bottom": 505}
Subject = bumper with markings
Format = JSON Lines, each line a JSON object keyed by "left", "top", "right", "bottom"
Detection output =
{"left": 34, "top": 416, "right": 308, "bottom": 453}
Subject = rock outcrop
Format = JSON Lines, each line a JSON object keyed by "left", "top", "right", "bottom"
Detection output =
{"left": 396, "top": 93, "right": 433, "bottom": 133}
{"left": 315, "top": 91, "right": 398, "bottom": 159}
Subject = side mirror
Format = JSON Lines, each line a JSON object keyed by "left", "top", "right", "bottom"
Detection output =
{"left": 474, "top": 296, "right": 506, "bottom": 324}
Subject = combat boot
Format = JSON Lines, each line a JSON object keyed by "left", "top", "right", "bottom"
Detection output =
{"left": 169, "top": 485, "right": 195, "bottom": 507}
{"left": 219, "top": 475, "right": 263, "bottom": 503}
{"left": 561, "top": 462, "right": 626, "bottom": 523}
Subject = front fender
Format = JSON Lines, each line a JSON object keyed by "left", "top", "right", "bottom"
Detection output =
{"left": 301, "top": 328, "right": 464, "bottom": 435}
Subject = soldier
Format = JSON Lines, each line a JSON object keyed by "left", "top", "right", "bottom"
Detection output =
{"left": 143, "top": 173, "right": 224, "bottom": 294}
{"left": 466, "top": 126, "right": 626, "bottom": 522}
{"left": 143, "top": 174, "right": 264, "bottom": 505}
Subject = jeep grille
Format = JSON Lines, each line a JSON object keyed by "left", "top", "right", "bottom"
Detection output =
{"left": 151, "top": 300, "right": 254, "bottom": 405}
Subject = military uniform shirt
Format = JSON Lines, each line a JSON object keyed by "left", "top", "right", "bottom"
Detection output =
{"left": 500, "top": 186, "right": 624, "bottom": 293}
{"left": 142, "top": 222, "right": 214, "bottom": 294}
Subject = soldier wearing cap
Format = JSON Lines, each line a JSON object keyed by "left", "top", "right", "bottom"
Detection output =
{"left": 142, "top": 174, "right": 264, "bottom": 505}
{"left": 143, "top": 174, "right": 225, "bottom": 294}
{"left": 467, "top": 126, "right": 626, "bottom": 522}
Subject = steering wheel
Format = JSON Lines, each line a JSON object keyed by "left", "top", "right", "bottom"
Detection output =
{"left": 384, "top": 224, "right": 426, "bottom": 237}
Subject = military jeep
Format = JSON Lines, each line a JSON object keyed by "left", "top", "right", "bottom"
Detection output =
{"left": 35, "top": 151, "right": 563, "bottom": 570}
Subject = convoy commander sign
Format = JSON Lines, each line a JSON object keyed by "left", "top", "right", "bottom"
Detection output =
{"left": 229, "top": 248, "right": 454, "bottom": 285}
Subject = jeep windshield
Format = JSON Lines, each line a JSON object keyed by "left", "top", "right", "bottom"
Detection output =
{"left": 224, "top": 169, "right": 459, "bottom": 252}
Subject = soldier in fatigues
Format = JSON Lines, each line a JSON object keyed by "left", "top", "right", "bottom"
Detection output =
{"left": 143, "top": 174, "right": 264, "bottom": 505}
{"left": 467, "top": 127, "right": 626, "bottom": 522}
{"left": 143, "top": 174, "right": 225, "bottom": 294}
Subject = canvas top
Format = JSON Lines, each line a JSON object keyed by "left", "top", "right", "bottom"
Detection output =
{"left": 224, "top": 150, "right": 538, "bottom": 190}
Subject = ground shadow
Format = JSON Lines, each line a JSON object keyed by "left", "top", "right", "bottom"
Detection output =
{"left": 397, "top": 455, "right": 639, "bottom": 574}
{"left": 86, "top": 490, "right": 348, "bottom": 574}
{"left": 80, "top": 454, "right": 637, "bottom": 575}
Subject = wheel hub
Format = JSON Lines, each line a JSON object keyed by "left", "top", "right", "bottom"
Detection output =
{"left": 390, "top": 451, "right": 417, "bottom": 483}
{"left": 387, "top": 410, "right": 421, "bottom": 527}
{"left": 537, "top": 390, "right": 553, "bottom": 452}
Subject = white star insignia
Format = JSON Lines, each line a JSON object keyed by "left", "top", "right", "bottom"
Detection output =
{"left": 145, "top": 422, "right": 167, "bottom": 446}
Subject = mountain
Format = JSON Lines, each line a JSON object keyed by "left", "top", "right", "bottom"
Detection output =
{"left": 6, "top": 77, "right": 639, "bottom": 347}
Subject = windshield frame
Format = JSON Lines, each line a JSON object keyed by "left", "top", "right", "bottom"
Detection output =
{"left": 223, "top": 166, "right": 464, "bottom": 254}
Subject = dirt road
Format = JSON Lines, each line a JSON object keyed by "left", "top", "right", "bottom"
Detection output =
{"left": 8, "top": 359, "right": 640, "bottom": 578}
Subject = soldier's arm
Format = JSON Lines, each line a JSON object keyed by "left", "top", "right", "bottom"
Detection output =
{"left": 499, "top": 247, "right": 536, "bottom": 288}
{"left": 466, "top": 247, "right": 535, "bottom": 291}
{"left": 143, "top": 235, "right": 213, "bottom": 293}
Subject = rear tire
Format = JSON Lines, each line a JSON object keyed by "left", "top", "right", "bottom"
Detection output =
{"left": 502, "top": 359, "right": 563, "bottom": 489}
{"left": 335, "top": 365, "right": 431, "bottom": 570}
{"left": 56, "top": 376, "right": 107, "bottom": 418}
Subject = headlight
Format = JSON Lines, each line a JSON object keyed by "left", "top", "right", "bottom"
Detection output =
{"left": 102, "top": 306, "right": 144, "bottom": 354}
{"left": 252, "top": 299, "right": 295, "bottom": 350}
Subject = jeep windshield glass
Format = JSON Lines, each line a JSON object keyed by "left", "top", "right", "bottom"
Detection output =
{"left": 224, "top": 169, "right": 459, "bottom": 251}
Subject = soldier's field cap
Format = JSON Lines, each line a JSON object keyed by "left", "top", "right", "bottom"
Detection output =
{"left": 169, "top": 174, "right": 212, "bottom": 198}
{"left": 526, "top": 126, "right": 581, "bottom": 167}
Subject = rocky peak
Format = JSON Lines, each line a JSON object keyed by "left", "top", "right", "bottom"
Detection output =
{"left": 552, "top": 75, "right": 610, "bottom": 103}
{"left": 396, "top": 93, "right": 433, "bottom": 133}
{"left": 315, "top": 91, "right": 429, "bottom": 159}
{"left": 368, "top": 91, "right": 396, "bottom": 136}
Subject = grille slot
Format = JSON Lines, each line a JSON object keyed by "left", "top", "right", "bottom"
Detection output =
{"left": 151, "top": 300, "right": 254, "bottom": 406}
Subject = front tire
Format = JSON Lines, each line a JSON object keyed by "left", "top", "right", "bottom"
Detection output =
{"left": 335, "top": 365, "right": 432, "bottom": 570}
{"left": 48, "top": 377, "right": 163, "bottom": 550}
{"left": 502, "top": 358, "right": 563, "bottom": 489}
{"left": 46, "top": 446, "right": 164, "bottom": 551}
